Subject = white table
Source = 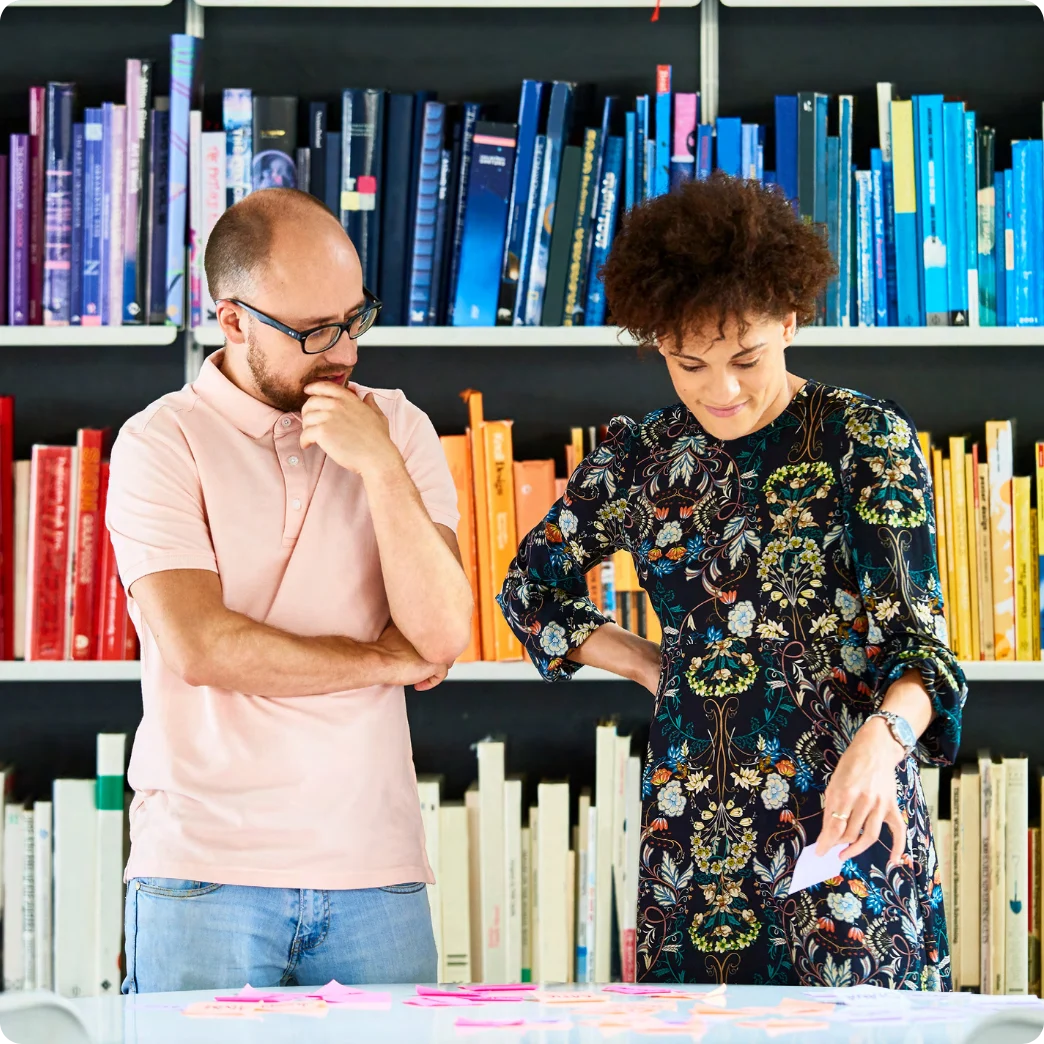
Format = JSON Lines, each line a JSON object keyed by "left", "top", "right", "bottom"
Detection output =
{"left": 67, "top": 983, "right": 1041, "bottom": 1044}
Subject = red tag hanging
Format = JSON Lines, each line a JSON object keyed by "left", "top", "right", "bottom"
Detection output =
{"left": 651, "top": 0, "right": 662, "bottom": 20}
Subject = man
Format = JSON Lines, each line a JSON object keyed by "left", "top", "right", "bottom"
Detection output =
{"left": 107, "top": 188, "right": 473, "bottom": 992}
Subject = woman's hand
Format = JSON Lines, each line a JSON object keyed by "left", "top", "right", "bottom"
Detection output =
{"left": 566, "top": 622, "right": 662, "bottom": 695}
{"left": 816, "top": 716, "right": 907, "bottom": 865}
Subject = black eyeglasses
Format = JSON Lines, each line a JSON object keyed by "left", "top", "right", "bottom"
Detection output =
{"left": 224, "top": 288, "right": 382, "bottom": 354}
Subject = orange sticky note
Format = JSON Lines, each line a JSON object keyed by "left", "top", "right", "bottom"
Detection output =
{"left": 182, "top": 1001, "right": 261, "bottom": 1019}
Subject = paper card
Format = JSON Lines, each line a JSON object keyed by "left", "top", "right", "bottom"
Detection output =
{"left": 261, "top": 999, "right": 329, "bottom": 1017}
{"left": 404, "top": 996, "right": 488, "bottom": 1008}
{"left": 416, "top": 985, "right": 484, "bottom": 998}
{"left": 454, "top": 1017, "right": 526, "bottom": 1028}
{"left": 602, "top": 984, "right": 664, "bottom": 995}
{"left": 735, "top": 1017, "right": 830, "bottom": 1037}
{"left": 214, "top": 984, "right": 286, "bottom": 1004}
{"left": 304, "top": 980, "right": 366, "bottom": 1003}
{"left": 787, "top": 842, "right": 848, "bottom": 895}
{"left": 534, "top": 991, "right": 611, "bottom": 1004}
{"left": 777, "top": 997, "right": 835, "bottom": 1017}
{"left": 468, "top": 983, "right": 537, "bottom": 992}
{"left": 182, "top": 1002, "right": 262, "bottom": 1019}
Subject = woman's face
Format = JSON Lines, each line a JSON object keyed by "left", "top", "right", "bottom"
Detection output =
{"left": 658, "top": 312, "right": 798, "bottom": 441}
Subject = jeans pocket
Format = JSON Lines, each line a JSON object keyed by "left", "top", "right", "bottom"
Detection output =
{"left": 378, "top": 881, "right": 427, "bottom": 895}
{"left": 134, "top": 877, "right": 224, "bottom": 899}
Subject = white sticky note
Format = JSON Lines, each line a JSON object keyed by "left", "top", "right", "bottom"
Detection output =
{"left": 787, "top": 842, "right": 847, "bottom": 895}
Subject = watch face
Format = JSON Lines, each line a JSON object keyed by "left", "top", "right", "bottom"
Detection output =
{"left": 892, "top": 714, "right": 916, "bottom": 750}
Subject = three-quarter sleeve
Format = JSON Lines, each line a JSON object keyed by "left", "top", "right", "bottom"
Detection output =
{"left": 497, "top": 416, "right": 637, "bottom": 681}
{"left": 840, "top": 399, "right": 967, "bottom": 765}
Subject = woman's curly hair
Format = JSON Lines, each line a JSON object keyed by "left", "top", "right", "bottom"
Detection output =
{"left": 601, "top": 172, "right": 837, "bottom": 349}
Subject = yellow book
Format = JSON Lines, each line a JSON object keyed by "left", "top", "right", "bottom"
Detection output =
{"left": 917, "top": 431, "right": 932, "bottom": 466}
{"left": 932, "top": 448, "right": 951, "bottom": 637}
{"left": 965, "top": 453, "right": 981, "bottom": 661}
{"left": 942, "top": 461, "right": 958, "bottom": 654}
{"left": 645, "top": 593, "right": 662, "bottom": 646}
{"left": 570, "top": 428, "right": 585, "bottom": 476}
{"left": 483, "top": 420, "right": 523, "bottom": 661}
{"left": 463, "top": 390, "right": 495, "bottom": 661}
{"left": 949, "top": 438, "right": 972, "bottom": 660}
{"left": 986, "top": 420, "right": 1016, "bottom": 660}
{"left": 977, "top": 461, "right": 996, "bottom": 660}
{"left": 1033, "top": 509, "right": 1041, "bottom": 660}
{"left": 1014, "top": 476, "right": 1032, "bottom": 660}
{"left": 1036, "top": 443, "right": 1044, "bottom": 658}
{"left": 612, "top": 549, "right": 640, "bottom": 636}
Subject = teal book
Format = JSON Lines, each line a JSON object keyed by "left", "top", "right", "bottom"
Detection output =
{"left": 915, "top": 95, "right": 948, "bottom": 325}
{"left": 976, "top": 126, "right": 997, "bottom": 326}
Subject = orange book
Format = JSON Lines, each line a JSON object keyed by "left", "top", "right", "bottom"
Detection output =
{"left": 986, "top": 420, "right": 1016, "bottom": 660}
{"left": 462, "top": 390, "right": 495, "bottom": 661}
{"left": 69, "top": 428, "right": 106, "bottom": 660}
{"left": 482, "top": 420, "right": 522, "bottom": 661}
{"left": 555, "top": 478, "right": 567, "bottom": 500}
{"left": 441, "top": 434, "right": 482, "bottom": 663}
{"left": 513, "top": 459, "right": 557, "bottom": 542}
{"left": 645, "top": 593, "right": 662, "bottom": 645}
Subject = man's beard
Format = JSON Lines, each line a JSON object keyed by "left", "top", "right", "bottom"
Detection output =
{"left": 246, "top": 329, "right": 349, "bottom": 413}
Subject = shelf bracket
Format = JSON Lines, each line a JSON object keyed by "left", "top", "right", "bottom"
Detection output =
{"left": 700, "top": 0, "right": 719, "bottom": 127}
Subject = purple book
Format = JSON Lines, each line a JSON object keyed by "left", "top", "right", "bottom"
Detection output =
{"left": 43, "top": 82, "right": 75, "bottom": 325}
{"left": 0, "top": 155, "right": 7, "bottom": 325}
{"left": 28, "top": 86, "right": 44, "bottom": 325}
{"left": 8, "top": 135, "right": 29, "bottom": 325}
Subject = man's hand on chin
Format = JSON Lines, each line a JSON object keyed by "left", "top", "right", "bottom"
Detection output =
{"left": 299, "top": 382, "right": 402, "bottom": 479}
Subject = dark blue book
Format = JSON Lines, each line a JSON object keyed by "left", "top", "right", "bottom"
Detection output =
{"left": 124, "top": 59, "right": 153, "bottom": 325}
{"left": 635, "top": 95, "right": 649, "bottom": 201}
{"left": 429, "top": 148, "right": 452, "bottom": 325}
{"left": 624, "top": 112, "right": 636, "bottom": 210}
{"left": 797, "top": 92, "right": 816, "bottom": 225}
{"left": 871, "top": 149, "right": 888, "bottom": 325}
{"left": 563, "top": 127, "right": 601, "bottom": 325}
{"left": 100, "top": 102, "right": 119, "bottom": 324}
{"left": 324, "top": 131, "right": 341, "bottom": 216}
{"left": 437, "top": 117, "right": 464, "bottom": 324}
{"left": 715, "top": 117, "right": 741, "bottom": 178}
{"left": 541, "top": 143, "right": 580, "bottom": 326}
{"left": 340, "top": 89, "right": 386, "bottom": 290}
{"left": 774, "top": 95, "right": 798, "bottom": 209}
{"left": 838, "top": 96, "right": 854, "bottom": 327}
{"left": 446, "top": 103, "right": 481, "bottom": 324}
{"left": 881, "top": 159, "right": 898, "bottom": 325}
{"left": 576, "top": 97, "right": 616, "bottom": 322}
{"left": 70, "top": 122, "right": 85, "bottom": 326}
{"left": 81, "top": 108, "right": 103, "bottom": 326}
{"left": 994, "top": 170, "right": 1007, "bottom": 326}
{"left": 584, "top": 134, "right": 624, "bottom": 327}
{"left": 146, "top": 103, "right": 169, "bottom": 325}
{"left": 1004, "top": 168, "right": 1015, "bottom": 325}
{"left": 379, "top": 94, "right": 415, "bottom": 326}
{"left": 695, "top": 125, "right": 713, "bottom": 180}
{"left": 825, "top": 136, "right": 839, "bottom": 325}
{"left": 43, "top": 82, "right": 75, "bottom": 324}
{"left": 977, "top": 127, "right": 997, "bottom": 327}
{"left": 407, "top": 101, "right": 445, "bottom": 325}
{"left": 453, "top": 122, "right": 517, "bottom": 326}
{"left": 514, "top": 134, "right": 546, "bottom": 325}
{"left": 309, "top": 102, "right": 328, "bottom": 205}
{"left": 813, "top": 95, "right": 828, "bottom": 228}
{"left": 404, "top": 90, "right": 435, "bottom": 311}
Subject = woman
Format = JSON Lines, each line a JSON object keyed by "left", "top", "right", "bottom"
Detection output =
{"left": 498, "top": 173, "right": 965, "bottom": 989}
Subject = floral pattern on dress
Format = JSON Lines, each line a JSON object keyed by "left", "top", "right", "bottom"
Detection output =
{"left": 498, "top": 381, "right": 966, "bottom": 988}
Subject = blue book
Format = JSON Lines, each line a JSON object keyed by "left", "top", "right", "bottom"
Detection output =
{"left": 453, "top": 122, "right": 518, "bottom": 326}
{"left": 429, "top": 148, "right": 452, "bottom": 325}
{"left": 994, "top": 170, "right": 1007, "bottom": 327}
{"left": 871, "top": 150, "right": 888, "bottom": 325}
{"left": 308, "top": 101, "right": 327, "bottom": 204}
{"left": 825, "top": 137, "right": 840, "bottom": 325}
{"left": 756, "top": 125, "right": 765, "bottom": 183}
{"left": 514, "top": 134, "right": 545, "bottom": 325}
{"left": 963, "top": 111, "right": 978, "bottom": 325}
{"left": 881, "top": 160, "right": 898, "bottom": 325}
{"left": 624, "top": 112, "right": 637, "bottom": 211}
{"left": 584, "top": 135, "right": 624, "bottom": 327}
{"left": 915, "top": 95, "right": 948, "bottom": 325}
{"left": 814, "top": 95, "right": 828, "bottom": 228}
{"left": 407, "top": 101, "right": 445, "bottom": 325}
{"left": 445, "top": 103, "right": 481, "bottom": 323}
{"left": 695, "top": 125, "right": 713, "bottom": 180}
{"left": 165, "top": 33, "right": 200, "bottom": 327}
{"left": 69, "top": 122, "right": 85, "bottom": 326}
{"left": 654, "top": 66, "right": 671, "bottom": 197}
{"left": 223, "top": 88, "right": 252, "bottom": 208}
{"left": 81, "top": 109, "right": 104, "bottom": 326}
{"left": 838, "top": 96, "right": 854, "bottom": 327}
{"left": 715, "top": 117, "right": 741, "bottom": 178}
{"left": 636, "top": 95, "right": 649, "bottom": 201}
{"left": 1004, "top": 168, "right": 1015, "bottom": 326}
{"left": 669, "top": 92, "right": 696, "bottom": 190}
{"left": 855, "top": 170, "right": 874, "bottom": 325}
{"left": 146, "top": 104, "right": 169, "bottom": 324}
{"left": 404, "top": 90, "right": 435, "bottom": 298}
{"left": 378, "top": 95, "right": 415, "bottom": 326}
{"left": 942, "top": 101, "right": 968, "bottom": 324}
{"left": 741, "top": 123, "right": 758, "bottom": 180}
{"left": 497, "top": 80, "right": 545, "bottom": 325}
{"left": 645, "top": 139, "right": 656, "bottom": 200}
{"left": 324, "top": 131, "right": 341, "bottom": 217}
{"left": 764, "top": 170, "right": 777, "bottom": 187}
{"left": 340, "top": 89, "right": 386, "bottom": 291}
{"left": 578, "top": 96, "right": 617, "bottom": 319}
{"left": 774, "top": 95, "right": 798, "bottom": 209}
{"left": 43, "top": 82, "right": 75, "bottom": 325}
{"left": 1013, "top": 140, "right": 1043, "bottom": 326}
{"left": 523, "top": 81, "right": 574, "bottom": 326}
{"left": 100, "top": 102, "right": 117, "bottom": 325}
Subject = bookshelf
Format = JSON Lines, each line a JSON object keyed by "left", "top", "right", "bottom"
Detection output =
{"left": 196, "top": 0, "right": 700, "bottom": 5}
{"left": 10, "top": 1, "right": 173, "bottom": 5}
{"left": 720, "top": 0, "right": 1028, "bottom": 5}
{"left": 0, "top": 326, "right": 178, "bottom": 347}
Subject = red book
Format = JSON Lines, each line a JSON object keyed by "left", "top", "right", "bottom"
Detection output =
{"left": 28, "top": 86, "right": 45, "bottom": 326}
{"left": 0, "top": 397, "right": 13, "bottom": 660}
{"left": 69, "top": 429, "right": 105, "bottom": 660}
{"left": 94, "top": 463, "right": 133, "bottom": 661}
{"left": 25, "top": 446, "right": 74, "bottom": 660}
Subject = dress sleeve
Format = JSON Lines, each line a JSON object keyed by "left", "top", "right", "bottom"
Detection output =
{"left": 497, "top": 416, "right": 637, "bottom": 681}
{"left": 839, "top": 399, "right": 967, "bottom": 765}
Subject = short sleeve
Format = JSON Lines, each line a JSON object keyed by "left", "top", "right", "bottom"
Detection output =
{"left": 497, "top": 416, "right": 637, "bottom": 681}
{"left": 840, "top": 398, "right": 967, "bottom": 765}
{"left": 106, "top": 415, "right": 218, "bottom": 592}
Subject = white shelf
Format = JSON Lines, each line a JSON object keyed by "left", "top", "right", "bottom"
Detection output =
{"left": 1, "top": 658, "right": 1041, "bottom": 683}
{"left": 198, "top": 0, "right": 698, "bottom": 6}
{"left": 793, "top": 326, "right": 1044, "bottom": 347}
{"left": 721, "top": 0, "right": 1026, "bottom": 6}
{"left": 12, "top": 0, "right": 173, "bottom": 5}
{"left": 0, "top": 326, "right": 178, "bottom": 347}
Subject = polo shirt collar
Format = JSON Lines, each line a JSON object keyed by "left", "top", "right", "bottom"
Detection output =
{"left": 194, "top": 350, "right": 290, "bottom": 440}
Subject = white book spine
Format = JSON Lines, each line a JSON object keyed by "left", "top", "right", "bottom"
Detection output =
{"left": 949, "top": 772, "right": 962, "bottom": 991}
{"left": 623, "top": 755, "right": 641, "bottom": 983}
{"left": 584, "top": 805, "right": 598, "bottom": 985}
{"left": 438, "top": 803, "right": 471, "bottom": 984}
{"left": 961, "top": 769, "right": 982, "bottom": 990}
{"left": 200, "top": 130, "right": 227, "bottom": 324}
{"left": 519, "top": 825, "right": 531, "bottom": 984}
{"left": 565, "top": 848, "right": 575, "bottom": 984}
{"left": 465, "top": 786, "right": 482, "bottom": 983}
{"left": 4, "top": 804, "right": 25, "bottom": 991}
{"left": 529, "top": 806, "right": 539, "bottom": 984}
{"left": 1004, "top": 758, "right": 1029, "bottom": 993}
{"left": 21, "top": 808, "right": 35, "bottom": 990}
{"left": 416, "top": 779, "right": 442, "bottom": 981}
{"left": 54, "top": 780, "right": 98, "bottom": 998}
{"left": 574, "top": 793, "right": 590, "bottom": 984}
{"left": 34, "top": 801, "right": 53, "bottom": 991}
{"left": 503, "top": 779, "right": 522, "bottom": 984}
{"left": 593, "top": 724, "right": 617, "bottom": 983}
{"left": 189, "top": 110, "right": 203, "bottom": 328}
{"left": 477, "top": 741, "right": 506, "bottom": 983}
{"left": 536, "top": 783, "right": 570, "bottom": 983}
{"left": 95, "top": 734, "right": 127, "bottom": 995}
{"left": 612, "top": 735, "right": 630, "bottom": 950}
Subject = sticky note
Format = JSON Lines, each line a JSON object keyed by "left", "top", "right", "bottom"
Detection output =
{"left": 262, "top": 999, "right": 329, "bottom": 1018}
{"left": 182, "top": 1002, "right": 262, "bottom": 1019}
{"left": 404, "top": 996, "right": 486, "bottom": 1008}
{"left": 468, "top": 983, "right": 537, "bottom": 992}
{"left": 788, "top": 842, "right": 847, "bottom": 894}
{"left": 214, "top": 984, "right": 286, "bottom": 1004}
{"left": 735, "top": 1017, "right": 830, "bottom": 1037}
{"left": 305, "top": 980, "right": 366, "bottom": 1004}
{"left": 454, "top": 1016, "right": 525, "bottom": 1028}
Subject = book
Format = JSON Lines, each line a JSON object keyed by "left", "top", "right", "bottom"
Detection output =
{"left": 123, "top": 59, "right": 152, "bottom": 324}
{"left": 445, "top": 103, "right": 481, "bottom": 324}
{"left": 379, "top": 95, "right": 415, "bottom": 327}
{"left": 94, "top": 734, "right": 126, "bottom": 995}
{"left": 42, "top": 82, "right": 75, "bottom": 326}
{"left": 252, "top": 96, "right": 297, "bottom": 191}
{"left": 340, "top": 89, "right": 385, "bottom": 290}
{"left": 69, "top": 430, "right": 105, "bottom": 661}
{"left": 28, "top": 86, "right": 45, "bottom": 326}
{"left": 307, "top": 101, "right": 327, "bottom": 205}
{"left": 145, "top": 101, "right": 170, "bottom": 326}
{"left": 70, "top": 123, "right": 85, "bottom": 326}
{"left": 0, "top": 155, "right": 6, "bottom": 325}
{"left": 53, "top": 779, "right": 97, "bottom": 998}
{"left": 407, "top": 102, "right": 445, "bottom": 326}
{"left": 583, "top": 135, "right": 623, "bottom": 328}
{"left": 81, "top": 110, "right": 103, "bottom": 326}
{"left": 0, "top": 397, "right": 12, "bottom": 660}
{"left": 223, "top": 88, "right": 252, "bottom": 207}
{"left": 8, "top": 134, "right": 30, "bottom": 325}
{"left": 541, "top": 144, "right": 582, "bottom": 327}
{"left": 563, "top": 128, "right": 601, "bottom": 326}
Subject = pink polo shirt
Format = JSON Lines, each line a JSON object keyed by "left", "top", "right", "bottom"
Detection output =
{"left": 106, "top": 350, "right": 459, "bottom": 889}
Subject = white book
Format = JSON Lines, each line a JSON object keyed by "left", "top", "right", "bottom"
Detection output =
{"left": 1003, "top": 757, "right": 1029, "bottom": 994}
{"left": 95, "top": 733, "right": 127, "bottom": 995}
{"left": 612, "top": 734, "right": 631, "bottom": 959}
{"left": 937, "top": 818, "right": 952, "bottom": 955}
{"left": 584, "top": 805, "right": 598, "bottom": 985}
{"left": 438, "top": 802, "right": 471, "bottom": 984}
{"left": 54, "top": 780, "right": 98, "bottom": 998}
{"left": 465, "top": 784, "right": 482, "bottom": 982}
{"left": 476, "top": 741, "right": 506, "bottom": 983}
{"left": 4, "top": 804, "right": 25, "bottom": 991}
{"left": 921, "top": 766, "right": 941, "bottom": 838}
{"left": 565, "top": 848, "right": 575, "bottom": 984}
{"left": 960, "top": 767, "right": 982, "bottom": 990}
{"left": 33, "top": 801, "right": 53, "bottom": 991}
{"left": 416, "top": 776, "right": 442, "bottom": 981}
{"left": 575, "top": 791, "right": 590, "bottom": 984}
{"left": 949, "top": 771, "right": 962, "bottom": 990}
{"left": 106, "top": 105, "right": 126, "bottom": 327}
{"left": 189, "top": 109, "right": 203, "bottom": 328}
{"left": 529, "top": 806, "right": 539, "bottom": 983}
{"left": 519, "top": 825, "right": 531, "bottom": 983}
{"left": 13, "top": 460, "right": 30, "bottom": 661}
{"left": 593, "top": 724, "right": 617, "bottom": 983}
{"left": 503, "top": 779, "right": 522, "bottom": 984}
{"left": 536, "top": 782, "right": 570, "bottom": 983}
{"left": 21, "top": 808, "right": 35, "bottom": 990}
{"left": 200, "top": 130, "right": 227, "bottom": 324}
{"left": 622, "top": 755, "right": 642, "bottom": 982}
{"left": 875, "top": 81, "right": 897, "bottom": 162}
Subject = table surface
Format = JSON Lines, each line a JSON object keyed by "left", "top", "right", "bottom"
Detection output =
{"left": 68, "top": 982, "right": 1043, "bottom": 1044}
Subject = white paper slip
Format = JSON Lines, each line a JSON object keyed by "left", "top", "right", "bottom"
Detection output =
{"left": 787, "top": 842, "right": 847, "bottom": 895}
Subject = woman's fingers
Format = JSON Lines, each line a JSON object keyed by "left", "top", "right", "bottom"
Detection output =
{"left": 842, "top": 801, "right": 885, "bottom": 861}
{"left": 816, "top": 787, "right": 856, "bottom": 855}
{"left": 837, "top": 794, "right": 874, "bottom": 848}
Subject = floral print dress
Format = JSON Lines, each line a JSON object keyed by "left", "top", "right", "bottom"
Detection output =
{"left": 498, "top": 380, "right": 966, "bottom": 989}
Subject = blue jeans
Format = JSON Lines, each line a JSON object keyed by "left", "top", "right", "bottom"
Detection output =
{"left": 122, "top": 877, "right": 437, "bottom": 993}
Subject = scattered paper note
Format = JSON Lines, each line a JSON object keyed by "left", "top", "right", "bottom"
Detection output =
{"left": 735, "top": 1017, "right": 830, "bottom": 1037}
{"left": 468, "top": 983, "right": 537, "bottom": 992}
{"left": 261, "top": 999, "right": 328, "bottom": 1018}
{"left": 213, "top": 984, "right": 287, "bottom": 1004}
{"left": 454, "top": 1016, "right": 525, "bottom": 1028}
{"left": 602, "top": 984, "right": 664, "bottom": 995}
{"left": 788, "top": 842, "right": 848, "bottom": 894}
{"left": 777, "top": 997, "right": 835, "bottom": 1017}
{"left": 182, "top": 1002, "right": 262, "bottom": 1020}
{"left": 304, "top": 980, "right": 366, "bottom": 1004}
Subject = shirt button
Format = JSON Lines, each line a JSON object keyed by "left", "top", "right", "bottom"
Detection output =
{"left": 288, "top": 456, "right": 299, "bottom": 466}
{"left": 292, "top": 499, "right": 301, "bottom": 510}
{"left": 282, "top": 418, "right": 292, "bottom": 428}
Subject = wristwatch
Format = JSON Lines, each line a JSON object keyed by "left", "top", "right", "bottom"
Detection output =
{"left": 866, "top": 710, "right": 917, "bottom": 759}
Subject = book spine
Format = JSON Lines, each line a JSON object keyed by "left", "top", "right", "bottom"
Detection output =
{"left": 636, "top": 96, "right": 649, "bottom": 199}
{"left": 106, "top": 105, "right": 126, "bottom": 327}
{"left": 33, "top": 801, "right": 52, "bottom": 991}
{"left": 3, "top": 805, "right": 25, "bottom": 990}
{"left": 1014, "top": 475, "right": 1033, "bottom": 659}
{"left": 0, "top": 398, "right": 12, "bottom": 660}
{"left": 583, "top": 136, "right": 623, "bottom": 328}
{"left": 917, "top": 96, "right": 949, "bottom": 325}
{"left": 814, "top": 95, "right": 828, "bottom": 231}
{"left": 483, "top": 422, "right": 522, "bottom": 660}
{"left": 855, "top": 171, "right": 874, "bottom": 326}
{"left": 166, "top": 34, "right": 199, "bottom": 327}
{"left": 1005, "top": 169, "right": 1015, "bottom": 326}
{"left": 825, "top": 137, "right": 840, "bottom": 325}
{"left": 201, "top": 131, "right": 227, "bottom": 324}
{"left": 995, "top": 170, "right": 1007, "bottom": 327}
{"left": 624, "top": 112, "right": 636, "bottom": 211}
{"left": 837, "top": 96, "right": 854, "bottom": 328}
{"left": 1038, "top": 443, "right": 1044, "bottom": 654}
{"left": 28, "top": 86, "right": 45, "bottom": 325}
{"left": 977, "top": 127, "right": 997, "bottom": 327}
{"left": 295, "top": 147, "right": 311, "bottom": 195}
{"left": 133, "top": 62, "right": 154, "bottom": 324}
{"left": 891, "top": 101, "right": 921, "bottom": 327}
{"left": 52, "top": 779, "right": 97, "bottom": 998}
{"left": 407, "top": 102, "right": 445, "bottom": 326}
{"left": 99, "top": 105, "right": 114, "bottom": 325}
{"left": 8, "top": 135, "right": 30, "bottom": 326}
{"left": 223, "top": 88, "right": 252, "bottom": 207}
{"left": 81, "top": 111, "right": 103, "bottom": 326}
{"left": 0, "top": 156, "right": 6, "bottom": 326}
{"left": 774, "top": 95, "right": 798, "bottom": 207}
{"left": 964, "top": 110, "right": 979, "bottom": 326}
{"left": 69, "top": 430, "right": 103, "bottom": 661}
{"left": 378, "top": 96, "right": 414, "bottom": 326}
{"left": 43, "top": 83, "right": 75, "bottom": 326}
{"left": 428, "top": 148, "right": 452, "bottom": 326}
{"left": 121, "top": 61, "right": 144, "bottom": 324}
{"left": 308, "top": 101, "right": 327, "bottom": 203}
{"left": 654, "top": 65, "right": 671, "bottom": 198}
{"left": 878, "top": 86, "right": 899, "bottom": 324}
{"left": 563, "top": 128, "right": 600, "bottom": 326}
{"left": 145, "top": 103, "right": 169, "bottom": 325}
{"left": 715, "top": 116, "right": 741, "bottom": 179}
{"left": 70, "top": 124, "right": 84, "bottom": 326}
{"left": 340, "top": 89, "right": 385, "bottom": 291}
{"left": 669, "top": 92, "right": 696, "bottom": 191}
{"left": 987, "top": 420, "right": 1016, "bottom": 659}
{"left": 324, "top": 131, "right": 341, "bottom": 217}
{"left": 943, "top": 101, "right": 968, "bottom": 325}
{"left": 871, "top": 150, "right": 888, "bottom": 326}
{"left": 1013, "top": 142, "right": 1037, "bottom": 326}
{"left": 188, "top": 110, "right": 202, "bottom": 329}
{"left": 446, "top": 103, "right": 480, "bottom": 324}
{"left": 21, "top": 808, "right": 34, "bottom": 989}
{"left": 695, "top": 124, "right": 712, "bottom": 181}
{"left": 95, "top": 734, "right": 127, "bottom": 995}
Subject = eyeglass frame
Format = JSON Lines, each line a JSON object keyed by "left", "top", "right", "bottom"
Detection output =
{"left": 219, "top": 288, "right": 383, "bottom": 354}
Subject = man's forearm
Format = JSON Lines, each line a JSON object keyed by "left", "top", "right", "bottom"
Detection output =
{"left": 363, "top": 460, "right": 473, "bottom": 663}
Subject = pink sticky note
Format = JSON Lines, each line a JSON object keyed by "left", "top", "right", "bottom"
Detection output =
{"left": 262, "top": 999, "right": 329, "bottom": 1018}
{"left": 454, "top": 1016, "right": 526, "bottom": 1028}
{"left": 468, "top": 983, "right": 537, "bottom": 992}
{"left": 603, "top": 984, "right": 664, "bottom": 995}
{"left": 213, "top": 985, "right": 286, "bottom": 1004}
{"left": 416, "top": 985, "right": 484, "bottom": 998}
{"left": 304, "top": 980, "right": 366, "bottom": 1004}
{"left": 736, "top": 1017, "right": 830, "bottom": 1037}
{"left": 788, "top": 842, "right": 847, "bottom": 894}
{"left": 404, "top": 996, "right": 487, "bottom": 1008}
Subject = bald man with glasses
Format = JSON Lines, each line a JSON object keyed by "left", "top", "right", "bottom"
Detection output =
{"left": 106, "top": 188, "right": 473, "bottom": 993}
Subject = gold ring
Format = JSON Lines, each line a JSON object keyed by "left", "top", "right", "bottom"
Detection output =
{"left": 830, "top": 811, "right": 850, "bottom": 821}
